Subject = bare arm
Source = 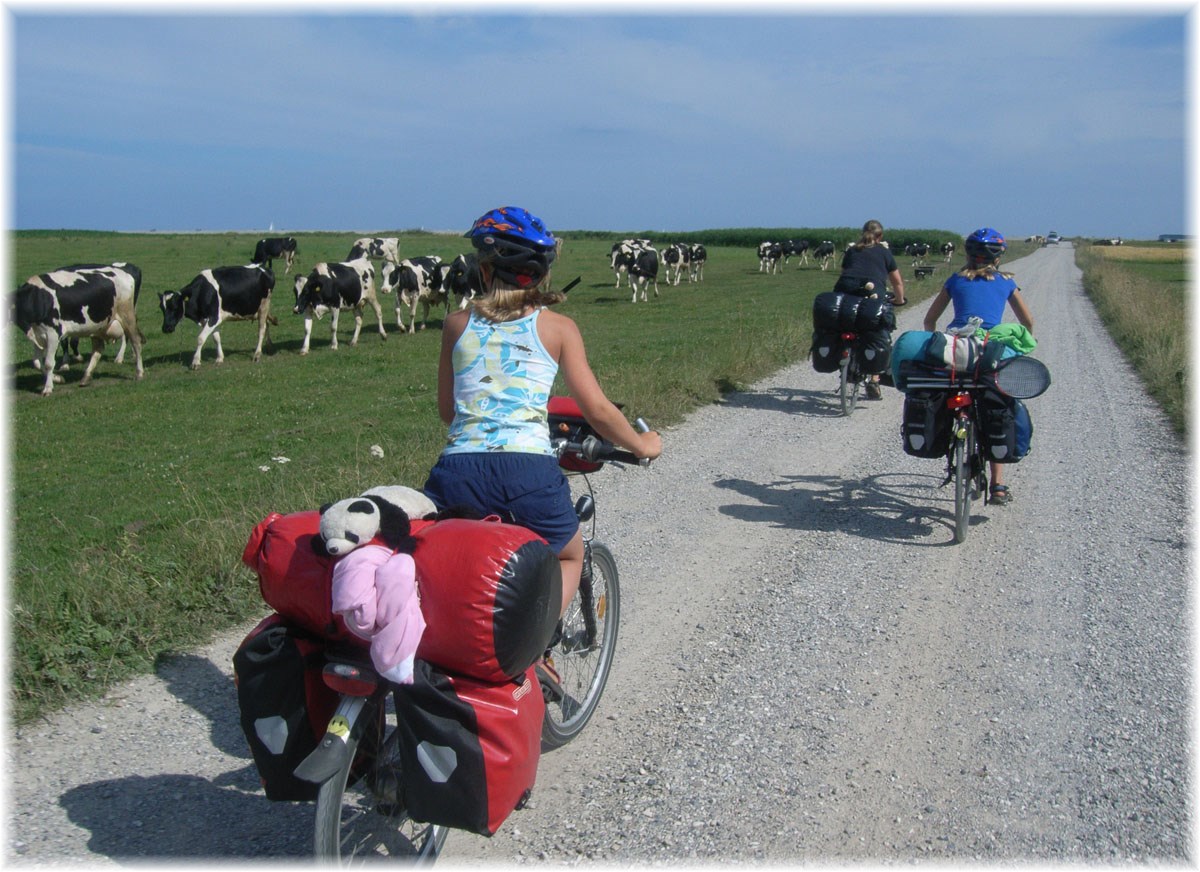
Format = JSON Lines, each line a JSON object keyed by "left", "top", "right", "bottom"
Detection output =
{"left": 888, "top": 268, "right": 906, "bottom": 306}
{"left": 436, "top": 309, "right": 469, "bottom": 425}
{"left": 1008, "top": 290, "right": 1035, "bottom": 335}
{"left": 923, "top": 289, "right": 951, "bottom": 332}
{"left": 542, "top": 311, "right": 662, "bottom": 459}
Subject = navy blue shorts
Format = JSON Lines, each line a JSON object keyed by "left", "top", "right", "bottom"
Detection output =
{"left": 423, "top": 452, "right": 579, "bottom": 553}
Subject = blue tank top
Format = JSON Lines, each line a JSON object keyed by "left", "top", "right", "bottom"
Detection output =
{"left": 943, "top": 272, "right": 1020, "bottom": 330}
{"left": 444, "top": 309, "right": 558, "bottom": 455}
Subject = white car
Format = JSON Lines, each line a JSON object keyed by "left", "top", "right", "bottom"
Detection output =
{"left": 1046, "top": 232, "right": 1061, "bottom": 245}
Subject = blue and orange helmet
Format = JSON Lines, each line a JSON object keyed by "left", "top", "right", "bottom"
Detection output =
{"left": 465, "top": 206, "right": 557, "bottom": 288}
{"left": 965, "top": 227, "right": 1007, "bottom": 262}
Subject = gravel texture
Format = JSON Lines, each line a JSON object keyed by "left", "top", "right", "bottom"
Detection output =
{"left": 7, "top": 244, "right": 1191, "bottom": 865}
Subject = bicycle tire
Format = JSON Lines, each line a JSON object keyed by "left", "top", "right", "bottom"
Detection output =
{"left": 839, "top": 357, "right": 859, "bottom": 416}
{"left": 952, "top": 417, "right": 973, "bottom": 544}
{"left": 313, "top": 696, "right": 448, "bottom": 864}
{"left": 542, "top": 542, "right": 620, "bottom": 750}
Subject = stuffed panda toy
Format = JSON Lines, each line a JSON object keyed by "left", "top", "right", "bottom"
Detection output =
{"left": 313, "top": 485, "right": 437, "bottom": 557}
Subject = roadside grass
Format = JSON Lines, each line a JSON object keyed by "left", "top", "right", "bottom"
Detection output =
{"left": 9, "top": 228, "right": 957, "bottom": 723}
{"left": 1075, "top": 243, "right": 1189, "bottom": 435}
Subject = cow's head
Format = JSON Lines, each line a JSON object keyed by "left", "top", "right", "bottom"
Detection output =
{"left": 293, "top": 274, "right": 317, "bottom": 315}
{"left": 159, "top": 291, "right": 185, "bottom": 333}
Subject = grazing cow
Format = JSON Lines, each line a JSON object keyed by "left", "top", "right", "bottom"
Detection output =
{"left": 689, "top": 244, "right": 707, "bottom": 282}
{"left": 782, "top": 239, "right": 810, "bottom": 268}
{"left": 629, "top": 246, "right": 660, "bottom": 303}
{"left": 445, "top": 253, "right": 483, "bottom": 309}
{"left": 14, "top": 263, "right": 145, "bottom": 395}
{"left": 347, "top": 237, "right": 400, "bottom": 265}
{"left": 610, "top": 239, "right": 652, "bottom": 288}
{"left": 661, "top": 243, "right": 692, "bottom": 286}
{"left": 758, "top": 241, "right": 783, "bottom": 274}
{"left": 812, "top": 241, "right": 836, "bottom": 270}
{"left": 292, "top": 257, "right": 385, "bottom": 354}
{"left": 380, "top": 256, "right": 446, "bottom": 333}
{"left": 159, "top": 264, "right": 276, "bottom": 370}
{"left": 941, "top": 241, "right": 956, "bottom": 262}
{"left": 252, "top": 237, "right": 298, "bottom": 274}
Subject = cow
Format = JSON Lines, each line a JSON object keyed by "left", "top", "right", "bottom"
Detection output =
{"left": 941, "top": 241, "right": 956, "bottom": 262}
{"left": 292, "top": 257, "right": 385, "bottom": 354}
{"left": 813, "top": 241, "right": 836, "bottom": 270}
{"left": 252, "top": 237, "right": 298, "bottom": 274}
{"left": 689, "top": 244, "right": 707, "bottom": 282}
{"left": 380, "top": 256, "right": 446, "bottom": 333}
{"left": 445, "top": 253, "right": 483, "bottom": 309}
{"left": 159, "top": 263, "right": 276, "bottom": 370}
{"left": 14, "top": 263, "right": 145, "bottom": 395}
{"left": 905, "top": 242, "right": 931, "bottom": 264}
{"left": 50, "top": 262, "right": 142, "bottom": 369}
{"left": 629, "top": 246, "right": 660, "bottom": 303}
{"left": 610, "top": 239, "right": 651, "bottom": 288}
{"left": 782, "top": 239, "right": 810, "bottom": 268}
{"left": 758, "top": 241, "right": 783, "bottom": 274}
{"left": 661, "top": 243, "right": 692, "bottom": 286}
{"left": 347, "top": 237, "right": 400, "bottom": 266}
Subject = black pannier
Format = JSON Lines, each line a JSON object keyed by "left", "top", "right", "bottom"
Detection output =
{"left": 812, "top": 292, "right": 842, "bottom": 333}
{"left": 976, "top": 389, "right": 1033, "bottom": 463}
{"left": 811, "top": 330, "right": 843, "bottom": 373}
{"left": 901, "top": 390, "right": 952, "bottom": 458}
{"left": 855, "top": 329, "right": 893, "bottom": 374}
{"left": 853, "top": 296, "right": 896, "bottom": 333}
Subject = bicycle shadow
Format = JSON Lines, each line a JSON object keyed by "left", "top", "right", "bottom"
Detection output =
{"left": 715, "top": 470, "right": 988, "bottom": 545}
{"left": 717, "top": 385, "right": 851, "bottom": 418}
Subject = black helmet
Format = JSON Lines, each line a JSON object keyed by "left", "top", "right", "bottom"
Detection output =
{"left": 465, "top": 206, "right": 557, "bottom": 288}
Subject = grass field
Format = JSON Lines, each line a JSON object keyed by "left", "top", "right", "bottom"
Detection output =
{"left": 1074, "top": 242, "right": 1190, "bottom": 434}
{"left": 9, "top": 227, "right": 1013, "bottom": 722}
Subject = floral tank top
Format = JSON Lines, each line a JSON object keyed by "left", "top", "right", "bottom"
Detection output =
{"left": 444, "top": 309, "right": 558, "bottom": 455}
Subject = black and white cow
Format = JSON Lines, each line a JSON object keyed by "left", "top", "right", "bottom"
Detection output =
{"left": 941, "top": 241, "right": 956, "bottom": 262}
{"left": 610, "top": 239, "right": 652, "bottom": 288}
{"left": 14, "top": 263, "right": 145, "bottom": 395}
{"left": 782, "top": 239, "right": 810, "bottom": 268}
{"left": 905, "top": 242, "right": 931, "bottom": 264}
{"left": 380, "top": 256, "right": 446, "bottom": 333}
{"left": 629, "top": 246, "right": 660, "bottom": 303}
{"left": 444, "top": 253, "right": 483, "bottom": 310}
{"left": 292, "top": 257, "right": 385, "bottom": 354}
{"left": 347, "top": 237, "right": 401, "bottom": 266}
{"left": 252, "top": 237, "right": 298, "bottom": 274}
{"left": 813, "top": 241, "right": 836, "bottom": 270}
{"left": 661, "top": 243, "right": 692, "bottom": 286}
{"left": 51, "top": 262, "right": 142, "bottom": 368}
{"left": 159, "top": 264, "right": 276, "bottom": 370}
{"left": 689, "top": 244, "right": 707, "bottom": 282}
{"left": 758, "top": 241, "right": 783, "bottom": 274}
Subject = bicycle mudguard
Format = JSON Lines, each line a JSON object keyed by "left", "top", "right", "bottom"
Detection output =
{"left": 294, "top": 695, "right": 370, "bottom": 785}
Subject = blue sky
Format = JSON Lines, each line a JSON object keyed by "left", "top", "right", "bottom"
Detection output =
{"left": 8, "top": 7, "right": 1190, "bottom": 240}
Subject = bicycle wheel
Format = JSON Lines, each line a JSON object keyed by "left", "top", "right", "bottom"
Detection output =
{"left": 542, "top": 542, "right": 620, "bottom": 750}
{"left": 314, "top": 696, "right": 448, "bottom": 864}
{"left": 839, "top": 357, "right": 859, "bottom": 416}
{"left": 952, "top": 417, "right": 973, "bottom": 544}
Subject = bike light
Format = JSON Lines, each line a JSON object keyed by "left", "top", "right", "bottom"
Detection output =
{"left": 946, "top": 394, "right": 973, "bottom": 410}
{"left": 840, "top": 332, "right": 857, "bottom": 341}
{"left": 322, "top": 662, "right": 379, "bottom": 696}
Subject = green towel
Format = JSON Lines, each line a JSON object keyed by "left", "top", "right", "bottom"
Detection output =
{"left": 978, "top": 323, "right": 1037, "bottom": 354}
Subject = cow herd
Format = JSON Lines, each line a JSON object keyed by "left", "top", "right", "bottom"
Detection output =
{"left": 10, "top": 234, "right": 490, "bottom": 396}
{"left": 608, "top": 239, "right": 708, "bottom": 303}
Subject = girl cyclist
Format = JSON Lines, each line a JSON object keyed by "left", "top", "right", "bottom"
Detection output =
{"left": 423, "top": 206, "right": 662, "bottom": 617}
{"left": 834, "top": 219, "right": 907, "bottom": 399}
{"left": 922, "top": 227, "right": 1035, "bottom": 505}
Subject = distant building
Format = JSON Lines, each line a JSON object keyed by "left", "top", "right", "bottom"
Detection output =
{"left": 1158, "top": 234, "right": 1188, "bottom": 242}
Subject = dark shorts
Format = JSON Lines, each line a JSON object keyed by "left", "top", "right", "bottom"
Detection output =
{"left": 423, "top": 452, "right": 579, "bottom": 553}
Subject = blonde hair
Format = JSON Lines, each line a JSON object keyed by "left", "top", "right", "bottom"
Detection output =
{"left": 472, "top": 274, "right": 565, "bottom": 322}
{"left": 957, "top": 261, "right": 1014, "bottom": 281}
{"left": 857, "top": 220, "right": 884, "bottom": 248}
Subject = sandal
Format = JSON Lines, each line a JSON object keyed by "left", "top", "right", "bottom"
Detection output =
{"left": 989, "top": 484, "right": 1011, "bottom": 506}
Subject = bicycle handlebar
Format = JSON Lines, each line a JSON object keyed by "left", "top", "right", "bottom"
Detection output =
{"left": 553, "top": 416, "right": 653, "bottom": 469}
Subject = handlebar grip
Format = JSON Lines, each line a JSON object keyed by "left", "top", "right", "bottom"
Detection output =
{"left": 580, "top": 435, "right": 645, "bottom": 467}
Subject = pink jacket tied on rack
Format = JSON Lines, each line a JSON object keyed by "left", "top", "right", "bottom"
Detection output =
{"left": 330, "top": 545, "right": 425, "bottom": 684}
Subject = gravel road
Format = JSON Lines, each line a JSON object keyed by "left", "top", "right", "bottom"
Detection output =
{"left": 7, "top": 244, "right": 1191, "bottom": 864}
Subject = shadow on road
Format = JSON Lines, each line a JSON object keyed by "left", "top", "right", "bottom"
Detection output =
{"left": 717, "top": 383, "right": 893, "bottom": 418}
{"left": 714, "top": 470, "right": 989, "bottom": 546}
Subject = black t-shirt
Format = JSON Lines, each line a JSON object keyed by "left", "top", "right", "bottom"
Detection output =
{"left": 838, "top": 244, "right": 897, "bottom": 294}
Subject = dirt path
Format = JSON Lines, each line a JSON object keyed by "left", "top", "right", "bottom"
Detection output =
{"left": 7, "top": 244, "right": 1190, "bottom": 863}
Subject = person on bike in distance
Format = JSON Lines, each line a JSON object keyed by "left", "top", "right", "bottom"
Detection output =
{"left": 423, "top": 206, "right": 663, "bottom": 618}
{"left": 922, "top": 227, "right": 1035, "bottom": 506}
{"left": 834, "top": 219, "right": 907, "bottom": 399}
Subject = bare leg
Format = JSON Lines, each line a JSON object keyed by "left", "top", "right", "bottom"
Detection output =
{"left": 558, "top": 528, "right": 584, "bottom": 617}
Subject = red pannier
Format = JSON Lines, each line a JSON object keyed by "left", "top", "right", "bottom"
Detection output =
{"left": 392, "top": 659, "right": 544, "bottom": 836}
{"left": 412, "top": 518, "right": 561, "bottom": 684}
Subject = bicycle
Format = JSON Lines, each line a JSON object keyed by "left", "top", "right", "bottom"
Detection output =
{"left": 903, "top": 353, "right": 1051, "bottom": 543}
{"left": 835, "top": 283, "right": 899, "bottom": 416}
{"left": 293, "top": 397, "right": 648, "bottom": 863}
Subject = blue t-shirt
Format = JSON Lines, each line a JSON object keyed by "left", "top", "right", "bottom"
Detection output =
{"left": 943, "top": 272, "right": 1020, "bottom": 330}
